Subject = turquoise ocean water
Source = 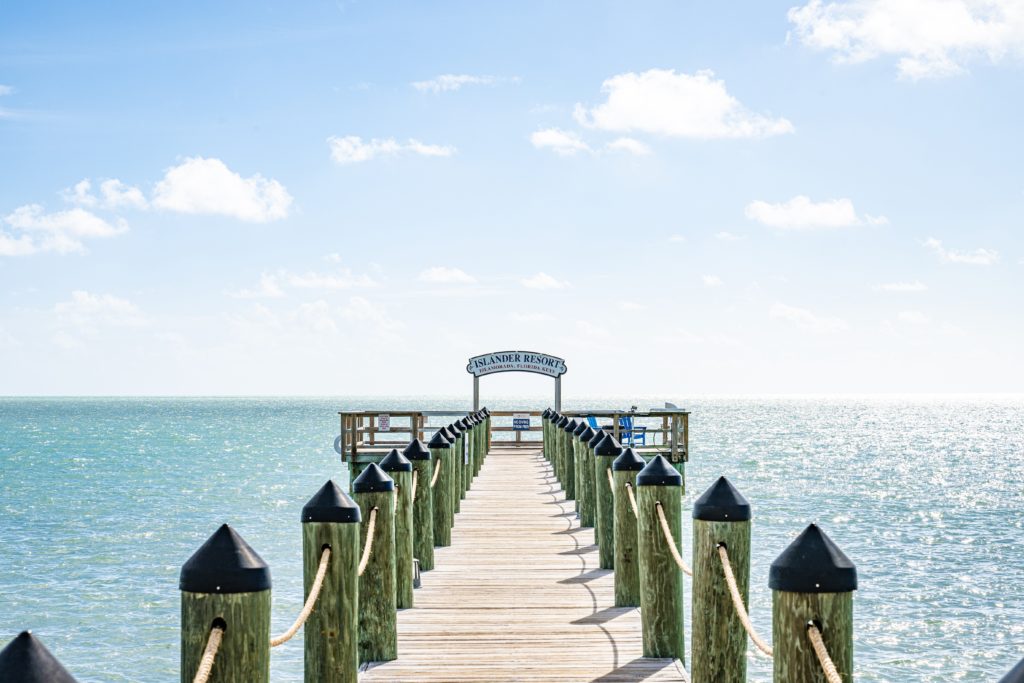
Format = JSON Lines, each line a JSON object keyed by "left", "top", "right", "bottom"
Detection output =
{"left": 1, "top": 396, "right": 1023, "bottom": 681}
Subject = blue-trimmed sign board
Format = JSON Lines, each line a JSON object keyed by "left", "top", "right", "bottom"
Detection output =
{"left": 467, "top": 351, "right": 567, "bottom": 378}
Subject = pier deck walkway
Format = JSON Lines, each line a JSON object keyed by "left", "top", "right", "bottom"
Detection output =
{"left": 361, "top": 445, "right": 688, "bottom": 682}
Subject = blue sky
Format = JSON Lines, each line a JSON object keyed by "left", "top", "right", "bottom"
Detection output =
{"left": 1, "top": 0, "right": 1021, "bottom": 395}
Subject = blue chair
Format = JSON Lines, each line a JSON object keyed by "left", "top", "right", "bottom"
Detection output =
{"left": 586, "top": 416, "right": 600, "bottom": 430}
{"left": 619, "top": 416, "right": 647, "bottom": 447}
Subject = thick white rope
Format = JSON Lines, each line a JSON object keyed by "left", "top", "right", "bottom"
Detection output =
{"left": 606, "top": 467, "right": 615, "bottom": 494}
{"left": 270, "top": 547, "right": 331, "bottom": 647}
{"left": 624, "top": 481, "right": 638, "bottom": 518}
{"left": 192, "top": 624, "right": 224, "bottom": 683}
{"left": 654, "top": 501, "right": 693, "bottom": 577}
{"left": 357, "top": 507, "right": 379, "bottom": 577}
{"left": 716, "top": 544, "right": 773, "bottom": 657}
{"left": 429, "top": 461, "right": 441, "bottom": 488}
{"left": 807, "top": 622, "right": 844, "bottom": 683}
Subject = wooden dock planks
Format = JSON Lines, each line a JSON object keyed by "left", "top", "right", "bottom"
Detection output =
{"left": 361, "top": 446, "right": 688, "bottom": 682}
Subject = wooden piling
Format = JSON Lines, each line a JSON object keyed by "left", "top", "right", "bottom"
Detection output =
{"left": 300, "top": 480, "right": 361, "bottom": 683}
{"left": 636, "top": 455, "right": 685, "bottom": 662}
{"left": 352, "top": 464, "right": 398, "bottom": 664}
{"left": 482, "top": 407, "right": 491, "bottom": 463}
{"left": 691, "top": 477, "right": 752, "bottom": 683}
{"left": 427, "top": 431, "right": 453, "bottom": 547}
{"left": 380, "top": 449, "right": 414, "bottom": 609}
{"left": 179, "top": 524, "right": 271, "bottom": 683}
{"left": 770, "top": 524, "right": 856, "bottom": 682}
{"left": 555, "top": 415, "right": 569, "bottom": 486}
{"left": 574, "top": 422, "right": 594, "bottom": 527}
{"left": 403, "top": 439, "right": 434, "bottom": 571}
{"left": 0, "top": 631, "right": 78, "bottom": 682}
{"left": 448, "top": 422, "right": 464, "bottom": 512}
{"left": 611, "top": 446, "right": 645, "bottom": 607}
{"left": 562, "top": 419, "right": 578, "bottom": 501}
{"left": 541, "top": 409, "right": 552, "bottom": 462}
{"left": 463, "top": 415, "right": 475, "bottom": 494}
{"left": 594, "top": 434, "right": 622, "bottom": 569}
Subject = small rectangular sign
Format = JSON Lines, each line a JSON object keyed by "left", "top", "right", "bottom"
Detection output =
{"left": 512, "top": 413, "right": 530, "bottom": 431}
{"left": 378, "top": 414, "right": 390, "bottom": 432}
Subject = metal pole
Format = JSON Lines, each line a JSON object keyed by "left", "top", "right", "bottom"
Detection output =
{"left": 473, "top": 376, "right": 479, "bottom": 411}
{"left": 554, "top": 376, "right": 561, "bottom": 411}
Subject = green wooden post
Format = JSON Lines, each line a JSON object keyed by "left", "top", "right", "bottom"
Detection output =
{"left": 691, "top": 477, "right": 752, "bottom": 683}
{"left": 403, "top": 439, "right": 434, "bottom": 571}
{"left": 0, "top": 631, "right": 78, "bottom": 682}
{"left": 380, "top": 449, "right": 414, "bottom": 609}
{"left": 542, "top": 409, "right": 552, "bottom": 462}
{"left": 770, "top": 524, "right": 856, "bottom": 683}
{"left": 352, "top": 464, "right": 397, "bottom": 664}
{"left": 576, "top": 424, "right": 596, "bottom": 527}
{"left": 483, "top": 407, "right": 491, "bottom": 463}
{"left": 428, "top": 430, "right": 453, "bottom": 546}
{"left": 636, "top": 455, "right": 685, "bottom": 662}
{"left": 180, "top": 524, "right": 271, "bottom": 683}
{"left": 562, "top": 419, "right": 578, "bottom": 501}
{"left": 301, "top": 480, "right": 361, "bottom": 683}
{"left": 555, "top": 415, "right": 569, "bottom": 486}
{"left": 463, "top": 416, "right": 475, "bottom": 494}
{"left": 594, "top": 434, "right": 622, "bottom": 569}
{"left": 448, "top": 422, "right": 464, "bottom": 513}
{"left": 611, "top": 446, "right": 645, "bottom": 607}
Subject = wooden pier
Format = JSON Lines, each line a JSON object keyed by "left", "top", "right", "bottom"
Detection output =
{"left": 361, "top": 445, "right": 688, "bottom": 682}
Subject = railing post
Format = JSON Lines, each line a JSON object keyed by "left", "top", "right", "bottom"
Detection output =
{"left": 611, "top": 446, "right": 645, "bottom": 606}
{"left": 352, "top": 464, "right": 397, "bottom": 663}
{"left": 403, "top": 439, "right": 434, "bottom": 572}
{"left": 448, "top": 422, "right": 464, "bottom": 513}
{"left": 483, "top": 407, "right": 491, "bottom": 459}
{"left": 770, "top": 524, "right": 856, "bottom": 682}
{"left": 464, "top": 415, "right": 476, "bottom": 493}
{"left": 574, "top": 422, "right": 595, "bottom": 527}
{"left": 555, "top": 415, "right": 569, "bottom": 486}
{"left": 179, "top": 524, "right": 271, "bottom": 682}
{"left": 541, "top": 409, "right": 552, "bottom": 462}
{"left": 0, "top": 631, "right": 78, "bottom": 682}
{"left": 562, "top": 418, "right": 578, "bottom": 501}
{"left": 636, "top": 455, "right": 685, "bottom": 662}
{"left": 428, "top": 431, "right": 454, "bottom": 546}
{"left": 301, "top": 480, "right": 361, "bottom": 683}
{"left": 380, "top": 449, "right": 414, "bottom": 609}
{"left": 691, "top": 477, "right": 752, "bottom": 683}
{"left": 594, "top": 434, "right": 622, "bottom": 569}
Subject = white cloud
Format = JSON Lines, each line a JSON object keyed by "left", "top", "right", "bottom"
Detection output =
{"left": 0, "top": 85, "right": 13, "bottom": 96}
{"left": 530, "top": 128, "right": 591, "bottom": 156}
{"left": 327, "top": 136, "right": 455, "bottom": 164}
{"left": 62, "top": 180, "right": 97, "bottom": 207}
{"left": 702, "top": 274, "right": 723, "bottom": 287}
{"left": 227, "top": 273, "right": 285, "bottom": 299}
{"left": 770, "top": 302, "right": 849, "bottom": 333}
{"left": 63, "top": 178, "right": 148, "bottom": 210}
{"left": 669, "top": 234, "right": 687, "bottom": 243}
{"left": 874, "top": 280, "right": 928, "bottom": 292}
{"left": 924, "top": 237, "right": 999, "bottom": 265}
{"left": 606, "top": 137, "right": 652, "bottom": 155}
{"left": 788, "top": 0, "right": 1024, "bottom": 80}
{"left": 716, "top": 231, "right": 742, "bottom": 242}
{"left": 573, "top": 69, "right": 794, "bottom": 139}
{"left": 341, "top": 296, "right": 402, "bottom": 341}
{"left": 745, "top": 195, "right": 887, "bottom": 230}
{"left": 897, "top": 310, "right": 930, "bottom": 324}
{"left": 54, "top": 290, "right": 146, "bottom": 348}
{"left": 152, "top": 157, "right": 292, "bottom": 222}
{"left": 618, "top": 301, "right": 647, "bottom": 312}
{"left": 521, "top": 272, "right": 570, "bottom": 290}
{"left": 1, "top": 204, "right": 128, "bottom": 255}
{"left": 419, "top": 266, "right": 476, "bottom": 284}
{"left": 411, "top": 74, "right": 518, "bottom": 93}
{"left": 285, "top": 269, "right": 377, "bottom": 289}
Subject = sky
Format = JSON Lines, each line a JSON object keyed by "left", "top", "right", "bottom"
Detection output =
{"left": 1, "top": 0, "right": 1022, "bottom": 396}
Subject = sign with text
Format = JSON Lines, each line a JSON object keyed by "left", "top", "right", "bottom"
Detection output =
{"left": 512, "top": 413, "right": 530, "bottom": 431}
{"left": 466, "top": 351, "right": 567, "bottom": 378}
{"left": 378, "top": 414, "right": 390, "bottom": 432}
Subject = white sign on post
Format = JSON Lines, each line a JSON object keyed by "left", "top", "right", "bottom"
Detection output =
{"left": 466, "top": 351, "right": 567, "bottom": 378}
{"left": 378, "top": 414, "right": 390, "bottom": 432}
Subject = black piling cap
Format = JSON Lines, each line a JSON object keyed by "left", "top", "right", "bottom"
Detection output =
{"left": 563, "top": 418, "right": 578, "bottom": 433}
{"left": 380, "top": 448, "right": 413, "bottom": 473}
{"left": 0, "top": 631, "right": 78, "bottom": 683}
{"left": 769, "top": 524, "right": 857, "bottom": 593}
{"left": 999, "top": 656, "right": 1024, "bottom": 683}
{"left": 636, "top": 454, "right": 683, "bottom": 487}
{"left": 612, "top": 447, "right": 646, "bottom": 471}
{"left": 445, "top": 423, "right": 460, "bottom": 439}
{"left": 456, "top": 418, "right": 470, "bottom": 430}
{"left": 403, "top": 439, "right": 431, "bottom": 461}
{"left": 693, "top": 476, "right": 752, "bottom": 522}
{"left": 428, "top": 431, "right": 452, "bottom": 449}
{"left": 179, "top": 524, "right": 271, "bottom": 593}
{"left": 573, "top": 421, "right": 588, "bottom": 437}
{"left": 556, "top": 415, "right": 569, "bottom": 428}
{"left": 588, "top": 429, "right": 606, "bottom": 449}
{"left": 352, "top": 462, "right": 395, "bottom": 493}
{"left": 579, "top": 426, "right": 596, "bottom": 442}
{"left": 542, "top": 408, "right": 551, "bottom": 419}
{"left": 483, "top": 408, "right": 490, "bottom": 417}
{"left": 302, "top": 480, "right": 361, "bottom": 523}
{"left": 594, "top": 433, "right": 623, "bottom": 457}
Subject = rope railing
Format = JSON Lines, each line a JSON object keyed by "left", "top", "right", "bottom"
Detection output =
{"left": 269, "top": 547, "right": 331, "bottom": 647}
{"left": 357, "top": 507, "right": 379, "bottom": 577}
{"left": 606, "top": 467, "right": 615, "bottom": 493}
{"left": 654, "top": 501, "right": 693, "bottom": 577}
{"left": 624, "top": 481, "right": 638, "bottom": 518}
{"left": 429, "top": 461, "right": 441, "bottom": 488}
{"left": 192, "top": 622, "right": 224, "bottom": 683}
{"left": 716, "top": 544, "right": 773, "bottom": 656}
{"left": 807, "top": 622, "right": 844, "bottom": 683}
